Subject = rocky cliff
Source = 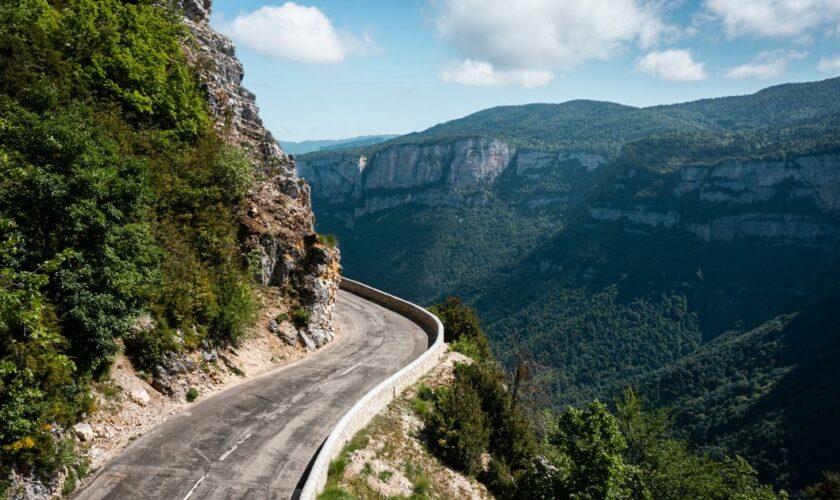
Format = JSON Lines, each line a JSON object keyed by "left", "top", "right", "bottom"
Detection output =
{"left": 300, "top": 139, "right": 840, "bottom": 247}
{"left": 179, "top": 0, "right": 339, "bottom": 347}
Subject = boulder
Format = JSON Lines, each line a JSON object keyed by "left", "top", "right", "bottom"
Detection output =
{"left": 73, "top": 423, "right": 94, "bottom": 442}
{"left": 298, "top": 331, "right": 316, "bottom": 352}
{"left": 129, "top": 388, "right": 150, "bottom": 406}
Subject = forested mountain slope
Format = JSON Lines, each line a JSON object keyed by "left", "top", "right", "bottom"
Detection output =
{"left": 0, "top": 0, "right": 338, "bottom": 495}
{"left": 298, "top": 78, "right": 840, "bottom": 490}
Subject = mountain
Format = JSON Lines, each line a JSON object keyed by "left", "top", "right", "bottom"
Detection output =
{"left": 297, "top": 77, "right": 840, "bottom": 490}
{"left": 279, "top": 134, "right": 398, "bottom": 155}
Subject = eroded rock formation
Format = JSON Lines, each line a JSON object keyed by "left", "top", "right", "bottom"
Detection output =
{"left": 178, "top": 0, "right": 340, "bottom": 346}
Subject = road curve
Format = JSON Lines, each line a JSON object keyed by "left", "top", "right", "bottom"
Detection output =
{"left": 73, "top": 290, "right": 430, "bottom": 500}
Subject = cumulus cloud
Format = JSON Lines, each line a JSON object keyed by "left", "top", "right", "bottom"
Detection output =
{"left": 434, "top": 0, "right": 667, "bottom": 87}
{"left": 818, "top": 55, "right": 840, "bottom": 73}
{"left": 704, "top": 0, "right": 840, "bottom": 38}
{"left": 635, "top": 49, "right": 708, "bottom": 82}
{"left": 725, "top": 50, "right": 807, "bottom": 80}
{"left": 221, "top": 2, "right": 376, "bottom": 64}
{"left": 440, "top": 60, "right": 554, "bottom": 87}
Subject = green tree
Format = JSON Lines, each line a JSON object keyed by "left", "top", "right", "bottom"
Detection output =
{"left": 426, "top": 382, "right": 490, "bottom": 475}
{"left": 455, "top": 362, "right": 536, "bottom": 470}
{"left": 549, "top": 401, "right": 646, "bottom": 499}
{"left": 0, "top": 219, "right": 90, "bottom": 479}
{"left": 614, "top": 389, "right": 785, "bottom": 500}
{"left": 429, "top": 297, "right": 491, "bottom": 360}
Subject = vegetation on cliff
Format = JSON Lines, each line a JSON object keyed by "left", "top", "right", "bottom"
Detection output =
{"left": 0, "top": 0, "right": 261, "bottom": 490}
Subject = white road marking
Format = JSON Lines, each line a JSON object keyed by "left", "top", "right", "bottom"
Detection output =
{"left": 218, "top": 433, "right": 252, "bottom": 461}
{"left": 339, "top": 363, "right": 361, "bottom": 376}
{"left": 182, "top": 474, "right": 206, "bottom": 500}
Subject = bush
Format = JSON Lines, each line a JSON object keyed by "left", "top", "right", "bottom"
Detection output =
{"left": 124, "top": 322, "right": 179, "bottom": 372}
{"left": 186, "top": 387, "right": 198, "bottom": 402}
{"left": 292, "top": 306, "right": 311, "bottom": 329}
{"left": 480, "top": 457, "right": 517, "bottom": 498}
{"left": 417, "top": 383, "right": 434, "bottom": 401}
{"left": 210, "top": 268, "right": 255, "bottom": 345}
{"left": 429, "top": 297, "right": 491, "bottom": 360}
{"left": 455, "top": 362, "right": 536, "bottom": 470}
{"left": 317, "top": 233, "right": 338, "bottom": 248}
{"left": 425, "top": 384, "right": 490, "bottom": 475}
{"left": 805, "top": 471, "right": 840, "bottom": 499}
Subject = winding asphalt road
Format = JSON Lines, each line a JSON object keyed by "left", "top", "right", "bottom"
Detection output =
{"left": 73, "top": 290, "right": 429, "bottom": 500}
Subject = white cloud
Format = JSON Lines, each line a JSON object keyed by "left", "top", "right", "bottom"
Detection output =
{"left": 635, "top": 49, "right": 708, "bottom": 82}
{"left": 704, "top": 0, "right": 840, "bottom": 38}
{"left": 725, "top": 50, "right": 807, "bottom": 80}
{"left": 221, "top": 2, "right": 376, "bottom": 64}
{"left": 818, "top": 55, "right": 840, "bottom": 73}
{"left": 433, "top": 0, "right": 667, "bottom": 86}
{"left": 440, "top": 60, "right": 554, "bottom": 87}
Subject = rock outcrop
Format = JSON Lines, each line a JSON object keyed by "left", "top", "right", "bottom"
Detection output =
{"left": 177, "top": 0, "right": 340, "bottom": 341}
{"left": 301, "top": 137, "right": 840, "bottom": 247}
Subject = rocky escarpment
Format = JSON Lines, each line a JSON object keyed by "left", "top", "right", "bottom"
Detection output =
{"left": 301, "top": 138, "right": 840, "bottom": 247}
{"left": 297, "top": 139, "right": 602, "bottom": 225}
{"left": 588, "top": 153, "right": 840, "bottom": 246}
{"left": 177, "top": 0, "right": 339, "bottom": 347}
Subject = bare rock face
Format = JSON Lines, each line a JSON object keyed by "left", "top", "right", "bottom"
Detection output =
{"left": 176, "top": 1, "right": 340, "bottom": 342}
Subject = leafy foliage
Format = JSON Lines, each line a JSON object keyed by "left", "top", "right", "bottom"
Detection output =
{"left": 426, "top": 380, "right": 490, "bottom": 475}
{"left": 429, "top": 297, "right": 491, "bottom": 360}
{"left": 0, "top": 0, "right": 258, "bottom": 483}
{"left": 421, "top": 301, "right": 783, "bottom": 498}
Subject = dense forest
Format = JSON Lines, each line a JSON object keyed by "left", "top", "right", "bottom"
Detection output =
{"left": 305, "top": 77, "right": 840, "bottom": 491}
{"left": 0, "top": 0, "right": 259, "bottom": 492}
{"left": 413, "top": 299, "right": 786, "bottom": 499}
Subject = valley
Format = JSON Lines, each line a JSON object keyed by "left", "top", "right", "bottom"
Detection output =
{"left": 299, "top": 78, "right": 840, "bottom": 490}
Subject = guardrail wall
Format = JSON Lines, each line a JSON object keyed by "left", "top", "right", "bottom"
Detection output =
{"left": 298, "top": 277, "right": 445, "bottom": 499}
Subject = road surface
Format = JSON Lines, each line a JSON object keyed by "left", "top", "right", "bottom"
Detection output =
{"left": 74, "top": 290, "right": 430, "bottom": 500}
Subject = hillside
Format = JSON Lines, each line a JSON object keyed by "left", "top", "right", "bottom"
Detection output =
{"left": 298, "top": 78, "right": 840, "bottom": 490}
{"left": 0, "top": 0, "right": 339, "bottom": 495}
{"left": 321, "top": 300, "right": 783, "bottom": 500}
{"left": 280, "top": 134, "right": 398, "bottom": 155}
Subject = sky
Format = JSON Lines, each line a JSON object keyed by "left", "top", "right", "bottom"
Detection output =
{"left": 210, "top": 0, "right": 840, "bottom": 142}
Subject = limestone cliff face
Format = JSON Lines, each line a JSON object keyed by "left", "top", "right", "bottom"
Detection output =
{"left": 178, "top": 0, "right": 339, "bottom": 346}
{"left": 300, "top": 135, "right": 840, "bottom": 248}
{"left": 297, "top": 138, "right": 580, "bottom": 225}
{"left": 588, "top": 153, "right": 840, "bottom": 246}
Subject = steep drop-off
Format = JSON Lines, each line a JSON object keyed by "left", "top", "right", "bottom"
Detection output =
{"left": 298, "top": 78, "right": 840, "bottom": 489}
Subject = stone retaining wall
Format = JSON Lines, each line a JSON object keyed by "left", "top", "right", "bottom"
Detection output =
{"left": 298, "top": 277, "right": 445, "bottom": 499}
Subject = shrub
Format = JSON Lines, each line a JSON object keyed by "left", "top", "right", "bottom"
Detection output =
{"left": 318, "top": 487, "right": 356, "bottom": 500}
{"left": 454, "top": 362, "right": 537, "bottom": 470}
{"left": 417, "top": 383, "right": 434, "bottom": 401}
{"left": 124, "top": 321, "right": 180, "bottom": 372}
{"left": 317, "top": 233, "right": 338, "bottom": 248}
{"left": 292, "top": 306, "right": 312, "bottom": 329}
{"left": 429, "top": 297, "right": 491, "bottom": 360}
{"left": 186, "top": 387, "right": 198, "bottom": 402}
{"left": 210, "top": 267, "right": 255, "bottom": 345}
{"left": 480, "top": 457, "right": 517, "bottom": 498}
{"left": 425, "top": 384, "right": 490, "bottom": 475}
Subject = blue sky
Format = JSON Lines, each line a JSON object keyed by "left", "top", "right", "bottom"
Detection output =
{"left": 211, "top": 0, "right": 840, "bottom": 142}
